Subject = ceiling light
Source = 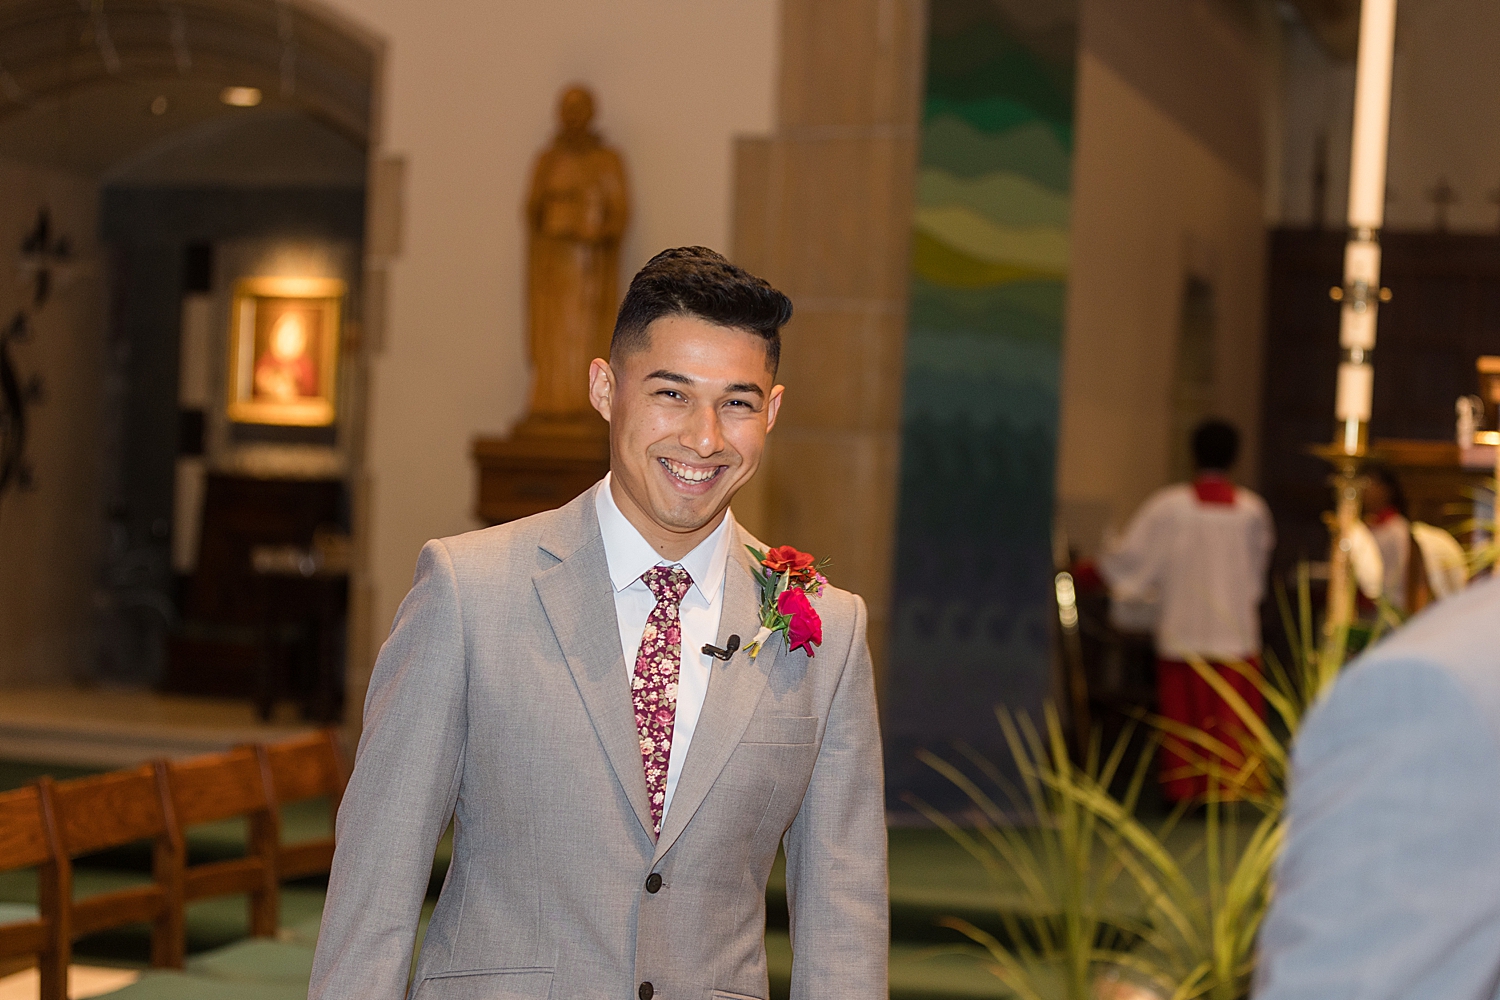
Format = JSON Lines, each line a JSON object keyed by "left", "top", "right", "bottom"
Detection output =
{"left": 220, "top": 86, "right": 262, "bottom": 108}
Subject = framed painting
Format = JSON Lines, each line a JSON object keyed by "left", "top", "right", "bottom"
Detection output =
{"left": 227, "top": 276, "right": 345, "bottom": 426}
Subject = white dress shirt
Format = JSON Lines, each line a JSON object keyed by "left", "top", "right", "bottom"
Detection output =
{"left": 1100, "top": 482, "right": 1275, "bottom": 660}
{"left": 594, "top": 474, "right": 733, "bottom": 821}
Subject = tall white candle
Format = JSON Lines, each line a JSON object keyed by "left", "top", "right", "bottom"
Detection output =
{"left": 1347, "top": 0, "right": 1398, "bottom": 228}
{"left": 1327, "top": 0, "right": 1399, "bottom": 631}
{"left": 1336, "top": 363, "right": 1374, "bottom": 422}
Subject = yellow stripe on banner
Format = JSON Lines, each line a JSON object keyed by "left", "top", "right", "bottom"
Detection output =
{"left": 914, "top": 205, "right": 1070, "bottom": 274}
{"left": 912, "top": 231, "right": 1053, "bottom": 289}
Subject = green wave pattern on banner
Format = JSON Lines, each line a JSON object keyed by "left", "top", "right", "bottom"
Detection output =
{"left": 922, "top": 116, "right": 1072, "bottom": 188}
{"left": 889, "top": 0, "right": 1077, "bottom": 813}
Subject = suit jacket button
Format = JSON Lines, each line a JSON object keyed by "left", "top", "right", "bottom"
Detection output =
{"left": 645, "top": 872, "right": 663, "bottom": 893}
{"left": 639, "top": 982, "right": 654, "bottom": 1000}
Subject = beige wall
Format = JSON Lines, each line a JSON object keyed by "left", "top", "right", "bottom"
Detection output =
{"left": 319, "top": 1, "right": 781, "bottom": 676}
{"left": 0, "top": 160, "right": 105, "bottom": 684}
{"left": 1056, "top": 52, "right": 1267, "bottom": 554}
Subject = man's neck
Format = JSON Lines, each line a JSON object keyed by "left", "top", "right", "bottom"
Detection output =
{"left": 608, "top": 477, "right": 728, "bottom": 562}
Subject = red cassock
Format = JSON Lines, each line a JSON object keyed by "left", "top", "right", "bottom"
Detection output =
{"left": 1155, "top": 654, "right": 1265, "bottom": 802}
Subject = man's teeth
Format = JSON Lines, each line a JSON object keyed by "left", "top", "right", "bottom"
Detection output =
{"left": 660, "top": 458, "right": 719, "bottom": 483}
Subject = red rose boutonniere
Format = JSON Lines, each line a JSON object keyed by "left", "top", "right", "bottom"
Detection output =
{"left": 745, "top": 545, "right": 829, "bottom": 658}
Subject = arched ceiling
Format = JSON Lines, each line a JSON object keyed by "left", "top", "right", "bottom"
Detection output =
{"left": 0, "top": 0, "right": 377, "bottom": 174}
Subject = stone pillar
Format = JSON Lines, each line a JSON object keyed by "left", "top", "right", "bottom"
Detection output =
{"left": 732, "top": 0, "right": 926, "bottom": 689}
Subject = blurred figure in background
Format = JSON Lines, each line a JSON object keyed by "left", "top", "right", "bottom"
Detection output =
{"left": 1100, "top": 419, "right": 1275, "bottom": 802}
{"left": 1363, "top": 464, "right": 1415, "bottom": 613}
{"left": 1360, "top": 463, "right": 1470, "bottom": 617}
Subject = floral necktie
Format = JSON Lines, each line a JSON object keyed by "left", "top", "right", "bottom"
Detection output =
{"left": 634, "top": 565, "right": 693, "bottom": 837}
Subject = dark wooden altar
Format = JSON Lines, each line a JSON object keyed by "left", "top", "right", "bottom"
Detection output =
{"left": 1369, "top": 439, "right": 1494, "bottom": 535}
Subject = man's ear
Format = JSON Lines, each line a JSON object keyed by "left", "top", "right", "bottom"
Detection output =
{"left": 588, "top": 358, "right": 615, "bottom": 422}
{"left": 764, "top": 384, "right": 785, "bottom": 433}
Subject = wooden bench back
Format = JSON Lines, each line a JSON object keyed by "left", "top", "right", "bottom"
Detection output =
{"left": 160, "top": 748, "right": 279, "bottom": 938}
{"left": 47, "top": 765, "right": 183, "bottom": 971}
{"left": 262, "top": 729, "right": 347, "bottom": 806}
{"left": 257, "top": 728, "right": 347, "bottom": 882}
{"left": 166, "top": 746, "right": 271, "bottom": 828}
{"left": 50, "top": 766, "right": 172, "bottom": 859}
{"left": 0, "top": 784, "right": 54, "bottom": 873}
{"left": 0, "top": 782, "right": 65, "bottom": 997}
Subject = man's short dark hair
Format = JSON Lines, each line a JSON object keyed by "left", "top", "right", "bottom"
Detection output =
{"left": 1191, "top": 419, "right": 1240, "bottom": 472}
{"left": 611, "top": 247, "right": 792, "bottom": 373}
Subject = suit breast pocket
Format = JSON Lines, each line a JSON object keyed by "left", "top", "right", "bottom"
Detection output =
{"left": 412, "top": 967, "right": 553, "bottom": 999}
{"left": 739, "top": 714, "right": 818, "bottom": 745}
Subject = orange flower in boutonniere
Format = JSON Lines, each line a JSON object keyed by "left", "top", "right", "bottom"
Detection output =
{"left": 744, "top": 545, "right": 830, "bottom": 658}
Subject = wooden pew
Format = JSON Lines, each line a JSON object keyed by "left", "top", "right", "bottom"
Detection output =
{"left": 161, "top": 746, "right": 280, "bottom": 939}
{"left": 0, "top": 782, "right": 64, "bottom": 995}
{"left": 48, "top": 765, "right": 184, "bottom": 975}
{"left": 257, "top": 728, "right": 348, "bottom": 881}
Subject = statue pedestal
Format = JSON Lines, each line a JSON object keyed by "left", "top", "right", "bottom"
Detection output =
{"left": 472, "top": 416, "right": 609, "bottom": 525}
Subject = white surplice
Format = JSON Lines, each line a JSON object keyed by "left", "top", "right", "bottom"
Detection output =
{"left": 1100, "top": 482, "right": 1275, "bottom": 660}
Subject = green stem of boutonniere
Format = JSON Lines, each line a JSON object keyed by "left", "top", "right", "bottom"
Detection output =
{"left": 745, "top": 567, "right": 793, "bottom": 659}
{"left": 744, "top": 625, "right": 776, "bottom": 658}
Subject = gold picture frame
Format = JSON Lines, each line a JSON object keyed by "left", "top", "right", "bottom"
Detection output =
{"left": 226, "top": 276, "right": 345, "bottom": 427}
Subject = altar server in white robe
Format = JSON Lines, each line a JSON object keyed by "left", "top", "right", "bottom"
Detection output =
{"left": 1100, "top": 419, "right": 1275, "bottom": 802}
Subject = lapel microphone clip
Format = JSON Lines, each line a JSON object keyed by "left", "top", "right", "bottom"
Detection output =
{"left": 702, "top": 634, "right": 740, "bottom": 661}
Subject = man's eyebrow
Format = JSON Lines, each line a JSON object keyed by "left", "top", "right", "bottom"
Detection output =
{"left": 643, "top": 371, "right": 765, "bottom": 397}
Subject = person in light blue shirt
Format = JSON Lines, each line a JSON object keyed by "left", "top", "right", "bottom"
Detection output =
{"left": 1254, "top": 573, "right": 1500, "bottom": 1000}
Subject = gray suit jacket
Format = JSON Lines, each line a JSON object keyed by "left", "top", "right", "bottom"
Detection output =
{"left": 308, "top": 485, "right": 888, "bottom": 1000}
{"left": 1255, "top": 574, "right": 1500, "bottom": 1000}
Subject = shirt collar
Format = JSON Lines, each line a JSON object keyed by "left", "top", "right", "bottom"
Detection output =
{"left": 594, "top": 473, "right": 734, "bottom": 605}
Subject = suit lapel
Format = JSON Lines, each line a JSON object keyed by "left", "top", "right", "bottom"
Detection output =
{"left": 654, "top": 530, "right": 773, "bottom": 862}
{"left": 533, "top": 489, "right": 655, "bottom": 841}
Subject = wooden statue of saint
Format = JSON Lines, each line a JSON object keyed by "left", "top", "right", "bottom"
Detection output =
{"left": 524, "top": 85, "right": 630, "bottom": 425}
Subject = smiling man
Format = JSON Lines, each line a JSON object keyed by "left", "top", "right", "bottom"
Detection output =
{"left": 310, "top": 247, "right": 888, "bottom": 1000}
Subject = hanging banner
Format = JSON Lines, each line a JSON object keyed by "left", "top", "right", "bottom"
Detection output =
{"left": 885, "top": 0, "right": 1078, "bottom": 814}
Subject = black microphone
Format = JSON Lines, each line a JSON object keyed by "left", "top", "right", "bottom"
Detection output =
{"left": 702, "top": 634, "right": 740, "bottom": 661}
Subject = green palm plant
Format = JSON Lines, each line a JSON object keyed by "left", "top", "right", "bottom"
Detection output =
{"left": 916, "top": 568, "right": 1370, "bottom": 1000}
{"left": 905, "top": 705, "right": 1156, "bottom": 1000}
{"left": 1452, "top": 474, "right": 1498, "bottom": 576}
{"left": 1049, "top": 570, "right": 1365, "bottom": 999}
{"left": 1048, "top": 764, "right": 1281, "bottom": 1000}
